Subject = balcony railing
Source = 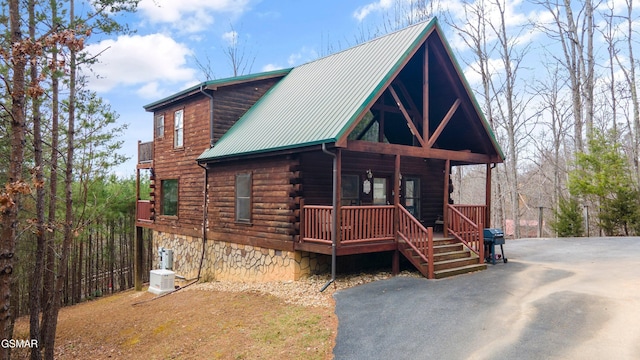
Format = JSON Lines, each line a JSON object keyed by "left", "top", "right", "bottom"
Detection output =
{"left": 136, "top": 200, "right": 153, "bottom": 222}
{"left": 301, "top": 205, "right": 395, "bottom": 246}
{"left": 138, "top": 141, "right": 153, "bottom": 163}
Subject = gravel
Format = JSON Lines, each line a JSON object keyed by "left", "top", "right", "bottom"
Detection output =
{"left": 187, "top": 270, "right": 422, "bottom": 308}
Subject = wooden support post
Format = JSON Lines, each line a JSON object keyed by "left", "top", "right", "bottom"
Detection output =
{"left": 392, "top": 250, "right": 399, "bottom": 275}
{"left": 443, "top": 159, "right": 450, "bottom": 237}
{"left": 427, "top": 226, "right": 434, "bottom": 279}
{"left": 486, "top": 163, "right": 492, "bottom": 228}
{"left": 336, "top": 149, "right": 342, "bottom": 248}
{"left": 393, "top": 154, "right": 401, "bottom": 275}
{"left": 134, "top": 226, "right": 143, "bottom": 291}
{"left": 478, "top": 221, "right": 485, "bottom": 264}
{"left": 423, "top": 42, "right": 429, "bottom": 142}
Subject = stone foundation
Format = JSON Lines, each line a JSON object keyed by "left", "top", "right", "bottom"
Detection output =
{"left": 152, "top": 231, "right": 330, "bottom": 282}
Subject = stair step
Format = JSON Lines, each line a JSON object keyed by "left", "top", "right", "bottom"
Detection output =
{"left": 432, "top": 238, "right": 459, "bottom": 246}
{"left": 433, "top": 250, "right": 471, "bottom": 262}
{"left": 434, "top": 257, "right": 480, "bottom": 271}
{"left": 434, "top": 263, "right": 487, "bottom": 279}
{"left": 434, "top": 243, "right": 463, "bottom": 253}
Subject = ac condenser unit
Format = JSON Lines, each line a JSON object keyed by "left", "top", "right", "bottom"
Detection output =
{"left": 148, "top": 269, "right": 175, "bottom": 295}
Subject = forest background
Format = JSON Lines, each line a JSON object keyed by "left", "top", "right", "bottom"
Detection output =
{"left": 1, "top": 0, "right": 639, "bottom": 359}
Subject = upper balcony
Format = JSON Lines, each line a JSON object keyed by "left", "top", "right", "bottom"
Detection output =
{"left": 138, "top": 140, "right": 153, "bottom": 168}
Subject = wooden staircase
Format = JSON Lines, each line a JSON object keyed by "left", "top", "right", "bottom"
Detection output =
{"left": 398, "top": 236, "right": 486, "bottom": 279}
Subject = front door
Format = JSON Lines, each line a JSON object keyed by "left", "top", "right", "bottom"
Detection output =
{"left": 373, "top": 176, "right": 391, "bottom": 205}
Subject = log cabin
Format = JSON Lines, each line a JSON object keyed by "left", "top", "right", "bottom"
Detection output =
{"left": 134, "top": 19, "right": 504, "bottom": 287}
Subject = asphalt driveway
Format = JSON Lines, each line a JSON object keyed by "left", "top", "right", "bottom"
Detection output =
{"left": 334, "top": 237, "right": 640, "bottom": 360}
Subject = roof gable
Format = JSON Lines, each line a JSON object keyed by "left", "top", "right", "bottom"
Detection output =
{"left": 197, "top": 19, "right": 504, "bottom": 163}
{"left": 198, "top": 20, "right": 436, "bottom": 161}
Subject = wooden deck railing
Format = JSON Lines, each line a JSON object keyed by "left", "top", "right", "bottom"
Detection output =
{"left": 446, "top": 204, "right": 484, "bottom": 259}
{"left": 138, "top": 141, "right": 153, "bottom": 163}
{"left": 301, "top": 205, "right": 395, "bottom": 245}
{"left": 398, "top": 205, "right": 434, "bottom": 278}
{"left": 451, "top": 204, "right": 487, "bottom": 230}
{"left": 136, "top": 200, "right": 153, "bottom": 222}
{"left": 341, "top": 205, "right": 395, "bottom": 244}
{"left": 302, "top": 205, "right": 333, "bottom": 244}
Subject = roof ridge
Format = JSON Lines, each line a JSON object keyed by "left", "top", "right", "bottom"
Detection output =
{"left": 295, "top": 19, "right": 435, "bottom": 68}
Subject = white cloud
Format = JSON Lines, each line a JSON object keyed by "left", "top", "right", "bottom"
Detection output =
{"left": 353, "top": 0, "right": 394, "bottom": 21}
{"left": 287, "top": 47, "right": 318, "bottom": 66}
{"left": 83, "top": 33, "right": 197, "bottom": 98}
{"left": 261, "top": 63, "right": 283, "bottom": 72}
{"left": 221, "top": 30, "right": 239, "bottom": 46}
{"left": 138, "top": 0, "right": 251, "bottom": 33}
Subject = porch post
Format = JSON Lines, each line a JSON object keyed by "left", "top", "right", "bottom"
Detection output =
{"left": 134, "top": 226, "right": 143, "bottom": 291}
{"left": 392, "top": 154, "right": 401, "bottom": 275}
{"left": 336, "top": 149, "right": 342, "bottom": 248}
{"left": 423, "top": 41, "right": 429, "bottom": 141}
{"left": 486, "top": 163, "right": 492, "bottom": 228}
{"left": 443, "top": 159, "right": 450, "bottom": 236}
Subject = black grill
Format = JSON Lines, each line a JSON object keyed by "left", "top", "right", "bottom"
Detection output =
{"left": 483, "top": 228, "right": 507, "bottom": 264}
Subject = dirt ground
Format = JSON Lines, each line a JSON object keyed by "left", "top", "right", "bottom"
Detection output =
{"left": 12, "top": 285, "right": 337, "bottom": 359}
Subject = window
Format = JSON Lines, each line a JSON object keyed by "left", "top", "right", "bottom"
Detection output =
{"left": 373, "top": 178, "right": 388, "bottom": 205}
{"left": 235, "top": 173, "right": 252, "bottom": 223}
{"left": 404, "top": 177, "right": 421, "bottom": 218}
{"left": 341, "top": 175, "right": 360, "bottom": 206}
{"left": 161, "top": 179, "right": 178, "bottom": 216}
{"left": 174, "top": 109, "right": 184, "bottom": 148}
{"left": 155, "top": 114, "right": 164, "bottom": 138}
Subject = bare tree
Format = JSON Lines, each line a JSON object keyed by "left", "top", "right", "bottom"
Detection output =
{"left": 1, "top": 1, "right": 29, "bottom": 353}
{"left": 222, "top": 24, "right": 255, "bottom": 77}
{"left": 533, "top": 0, "right": 597, "bottom": 153}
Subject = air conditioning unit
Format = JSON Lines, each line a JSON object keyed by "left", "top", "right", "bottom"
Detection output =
{"left": 148, "top": 269, "right": 175, "bottom": 295}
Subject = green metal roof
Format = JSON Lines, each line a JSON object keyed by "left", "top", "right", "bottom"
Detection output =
{"left": 143, "top": 68, "right": 292, "bottom": 111}
{"left": 198, "top": 20, "right": 437, "bottom": 161}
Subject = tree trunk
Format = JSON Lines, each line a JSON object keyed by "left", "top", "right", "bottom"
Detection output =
{"left": 1, "top": 1, "right": 28, "bottom": 356}
{"left": 28, "top": 0, "right": 46, "bottom": 357}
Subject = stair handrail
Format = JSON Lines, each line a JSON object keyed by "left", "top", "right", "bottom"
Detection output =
{"left": 446, "top": 204, "right": 483, "bottom": 258}
{"left": 397, "top": 205, "right": 434, "bottom": 279}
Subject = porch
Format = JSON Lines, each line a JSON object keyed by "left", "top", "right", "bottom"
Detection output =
{"left": 297, "top": 203, "right": 487, "bottom": 279}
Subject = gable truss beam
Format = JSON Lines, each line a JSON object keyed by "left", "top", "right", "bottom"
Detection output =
{"left": 346, "top": 140, "right": 496, "bottom": 163}
{"left": 431, "top": 43, "right": 494, "bottom": 155}
{"left": 388, "top": 85, "right": 426, "bottom": 147}
{"left": 427, "top": 98, "right": 460, "bottom": 148}
{"left": 392, "top": 80, "right": 423, "bottom": 126}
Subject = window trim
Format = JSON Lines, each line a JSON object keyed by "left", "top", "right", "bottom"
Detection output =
{"left": 174, "top": 109, "right": 184, "bottom": 149}
{"left": 154, "top": 113, "right": 165, "bottom": 139}
{"left": 235, "top": 172, "right": 252, "bottom": 224}
{"left": 160, "top": 178, "right": 179, "bottom": 217}
{"left": 403, "top": 176, "right": 421, "bottom": 219}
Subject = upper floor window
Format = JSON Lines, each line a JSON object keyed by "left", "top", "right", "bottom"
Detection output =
{"left": 155, "top": 114, "right": 164, "bottom": 138}
{"left": 235, "top": 172, "right": 252, "bottom": 223}
{"left": 161, "top": 179, "right": 178, "bottom": 216}
{"left": 174, "top": 109, "right": 184, "bottom": 148}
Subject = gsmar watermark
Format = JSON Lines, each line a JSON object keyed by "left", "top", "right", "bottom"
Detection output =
{"left": 1, "top": 339, "right": 39, "bottom": 349}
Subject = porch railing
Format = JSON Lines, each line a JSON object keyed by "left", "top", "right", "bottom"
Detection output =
{"left": 301, "top": 205, "right": 395, "bottom": 245}
{"left": 398, "top": 205, "right": 434, "bottom": 278}
{"left": 341, "top": 205, "right": 395, "bottom": 244}
{"left": 138, "top": 141, "right": 153, "bottom": 164}
{"left": 446, "top": 204, "right": 484, "bottom": 259}
{"left": 302, "top": 205, "right": 333, "bottom": 244}
{"left": 136, "top": 200, "right": 153, "bottom": 222}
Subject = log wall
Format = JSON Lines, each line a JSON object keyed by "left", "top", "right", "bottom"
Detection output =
{"left": 206, "top": 156, "right": 300, "bottom": 251}
{"left": 151, "top": 78, "right": 281, "bottom": 236}
{"left": 299, "top": 150, "right": 445, "bottom": 225}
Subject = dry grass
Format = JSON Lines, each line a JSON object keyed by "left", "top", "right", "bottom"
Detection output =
{"left": 13, "top": 287, "right": 337, "bottom": 359}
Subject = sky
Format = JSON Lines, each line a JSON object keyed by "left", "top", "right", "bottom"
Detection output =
{"left": 80, "top": 0, "right": 638, "bottom": 177}
{"left": 86, "top": 0, "right": 412, "bottom": 177}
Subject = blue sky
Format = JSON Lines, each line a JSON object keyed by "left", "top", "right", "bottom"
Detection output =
{"left": 86, "top": 0, "right": 412, "bottom": 177}
{"left": 81, "top": 0, "right": 639, "bottom": 176}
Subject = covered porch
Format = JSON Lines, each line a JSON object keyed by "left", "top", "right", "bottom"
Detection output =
{"left": 297, "top": 203, "right": 488, "bottom": 279}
